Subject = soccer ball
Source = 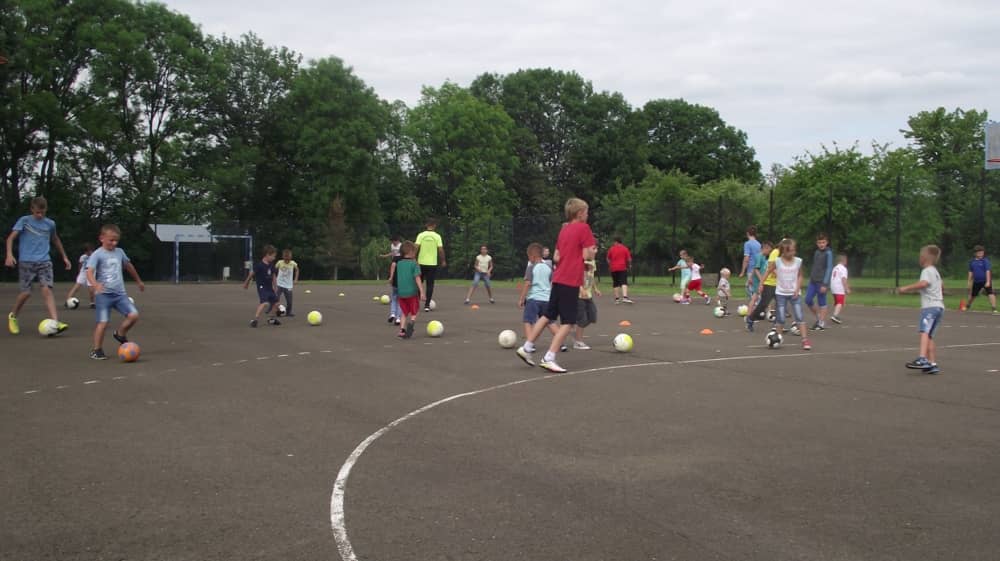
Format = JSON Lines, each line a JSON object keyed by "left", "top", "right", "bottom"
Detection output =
{"left": 713, "top": 306, "right": 725, "bottom": 318}
{"left": 307, "top": 310, "right": 323, "bottom": 326}
{"left": 380, "top": 294, "right": 390, "bottom": 305}
{"left": 38, "top": 319, "right": 60, "bottom": 336}
{"left": 765, "top": 329, "right": 783, "bottom": 349}
{"left": 767, "top": 309, "right": 776, "bottom": 322}
{"left": 65, "top": 297, "right": 80, "bottom": 310}
{"left": 128, "top": 296, "right": 135, "bottom": 305}
{"left": 426, "top": 320, "right": 444, "bottom": 337}
{"left": 498, "top": 329, "right": 518, "bottom": 348}
{"left": 672, "top": 293, "right": 683, "bottom": 303}
{"left": 737, "top": 305, "right": 749, "bottom": 317}
{"left": 429, "top": 299, "right": 437, "bottom": 310}
{"left": 276, "top": 304, "right": 287, "bottom": 317}
{"left": 117, "top": 342, "right": 140, "bottom": 362}
{"left": 613, "top": 333, "right": 634, "bottom": 352}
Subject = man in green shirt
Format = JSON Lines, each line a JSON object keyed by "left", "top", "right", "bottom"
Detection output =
{"left": 415, "top": 218, "right": 446, "bottom": 312}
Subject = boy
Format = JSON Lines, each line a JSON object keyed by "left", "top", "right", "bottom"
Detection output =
{"left": 966, "top": 245, "right": 996, "bottom": 313}
{"left": 770, "top": 238, "right": 812, "bottom": 350}
{"left": 898, "top": 245, "right": 944, "bottom": 374}
{"left": 717, "top": 267, "right": 732, "bottom": 314}
{"left": 86, "top": 224, "right": 145, "bottom": 360}
{"left": 66, "top": 242, "right": 96, "bottom": 309}
{"left": 516, "top": 198, "right": 597, "bottom": 373}
{"left": 607, "top": 236, "right": 633, "bottom": 304}
{"left": 805, "top": 233, "right": 834, "bottom": 331}
{"left": 5, "top": 196, "right": 72, "bottom": 335}
{"left": 275, "top": 249, "right": 299, "bottom": 317}
{"left": 243, "top": 245, "right": 281, "bottom": 327}
{"left": 830, "top": 254, "right": 850, "bottom": 324}
{"left": 668, "top": 249, "right": 690, "bottom": 290}
{"left": 542, "top": 246, "right": 553, "bottom": 268}
{"left": 415, "top": 218, "right": 446, "bottom": 312}
{"left": 573, "top": 258, "right": 601, "bottom": 349}
{"left": 395, "top": 241, "right": 425, "bottom": 338}
{"left": 747, "top": 240, "right": 772, "bottom": 314}
{"left": 465, "top": 245, "right": 495, "bottom": 305}
{"left": 740, "top": 226, "right": 761, "bottom": 297}
{"left": 682, "top": 254, "right": 711, "bottom": 305}
{"left": 380, "top": 235, "right": 402, "bottom": 259}
{"left": 518, "top": 243, "right": 566, "bottom": 350}
{"left": 747, "top": 242, "right": 781, "bottom": 332}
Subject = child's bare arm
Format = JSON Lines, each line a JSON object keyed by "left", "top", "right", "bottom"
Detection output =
{"left": 518, "top": 277, "right": 530, "bottom": 307}
{"left": 898, "top": 280, "right": 929, "bottom": 294}
{"left": 125, "top": 262, "right": 146, "bottom": 292}
{"left": 416, "top": 275, "right": 426, "bottom": 303}
{"left": 5, "top": 230, "right": 18, "bottom": 267}
{"left": 243, "top": 269, "right": 254, "bottom": 289}
{"left": 52, "top": 233, "right": 72, "bottom": 270}
{"left": 294, "top": 263, "right": 299, "bottom": 283}
{"left": 843, "top": 277, "right": 851, "bottom": 294}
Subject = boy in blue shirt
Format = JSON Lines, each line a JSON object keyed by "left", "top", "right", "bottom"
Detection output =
{"left": 5, "top": 196, "right": 72, "bottom": 335}
{"left": 86, "top": 224, "right": 145, "bottom": 360}
{"left": 243, "top": 245, "right": 281, "bottom": 327}
{"left": 966, "top": 245, "right": 996, "bottom": 314}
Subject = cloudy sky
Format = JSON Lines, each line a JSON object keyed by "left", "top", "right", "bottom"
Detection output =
{"left": 163, "top": 0, "right": 998, "bottom": 169}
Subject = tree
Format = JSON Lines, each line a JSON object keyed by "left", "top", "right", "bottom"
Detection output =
{"left": 321, "top": 195, "right": 357, "bottom": 280}
{"left": 642, "top": 98, "right": 761, "bottom": 184}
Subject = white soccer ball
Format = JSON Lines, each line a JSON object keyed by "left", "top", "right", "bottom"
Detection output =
{"left": 766, "top": 329, "right": 783, "bottom": 349}
{"left": 276, "top": 304, "right": 287, "bottom": 317}
{"left": 380, "top": 294, "right": 390, "bottom": 305}
{"left": 672, "top": 293, "right": 682, "bottom": 303}
{"left": 767, "top": 309, "right": 776, "bottom": 322}
{"left": 498, "top": 329, "right": 518, "bottom": 348}
{"left": 65, "top": 297, "right": 80, "bottom": 310}
{"left": 613, "top": 333, "right": 634, "bottom": 352}
{"left": 737, "top": 304, "right": 749, "bottom": 317}
{"left": 429, "top": 299, "right": 437, "bottom": 310}
{"left": 426, "top": 320, "right": 444, "bottom": 337}
{"left": 713, "top": 306, "right": 725, "bottom": 318}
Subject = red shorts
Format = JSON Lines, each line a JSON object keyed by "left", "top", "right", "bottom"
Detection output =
{"left": 834, "top": 294, "right": 846, "bottom": 306}
{"left": 398, "top": 295, "right": 419, "bottom": 317}
{"left": 686, "top": 279, "right": 702, "bottom": 292}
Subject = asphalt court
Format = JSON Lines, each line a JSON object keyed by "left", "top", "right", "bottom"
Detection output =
{"left": 1, "top": 282, "right": 998, "bottom": 560}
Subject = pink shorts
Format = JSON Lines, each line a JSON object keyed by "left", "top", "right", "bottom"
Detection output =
{"left": 834, "top": 294, "right": 846, "bottom": 306}
{"left": 686, "top": 279, "right": 702, "bottom": 292}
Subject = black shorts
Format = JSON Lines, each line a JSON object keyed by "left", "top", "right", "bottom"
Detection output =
{"left": 576, "top": 298, "right": 597, "bottom": 328}
{"left": 971, "top": 282, "right": 993, "bottom": 296}
{"left": 611, "top": 270, "right": 628, "bottom": 288}
{"left": 544, "top": 283, "right": 580, "bottom": 325}
{"left": 257, "top": 286, "right": 278, "bottom": 304}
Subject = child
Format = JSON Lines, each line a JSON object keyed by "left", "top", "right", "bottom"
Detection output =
{"left": 667, "top": 249, "right": 690, "bottom": 290}
{"left": 395, "top": 241, "right": 425, "bottom": 338}
{"left": 682, "top": 255, "right": 711, "bottom": 305}
{"left": 243, "top": 245, "right": 281, "bottom": 327}
{"left": 747, "top": 242, "right": 780, "bottom": 332}
{"left": 542, "top": 246, "right": 553, "bottom": 269}
{"left": 516, "top": 198, "right": 598, "bottom": 373}
{"left": 66, "top": 243, "right": 96, "bottom": 309}
{"left": 464, "top": 245, "right": 495, "bottom": 305}
{"left": 898, "top": 245, "right": 944, "bottom": 374}
{"left": 518, "top": 243, "right": 566, "bottom": 351}
{"left": 966, "top": 245, "right": 996, "bottom": 313}
{"left": 607, "top": 236, "right": 633, "bottom": 304}
{"left": 415, "top": 218, "right": 445, "bottom": 312}
{"left": 805, "top": 233, "right": 834, "bottom": 331}
{"left": 86, "top": 224, "right": 145, "bottom": 360}
{"left": 5, "top": 196, "right": 72, "bottom": 335}
{"left": 573, "top": 258, "right": 601, "bottom": 349}
{"left": 770, "top": 238, "right": 811, "bottom": 350}
{"left": 747, "top": 241, "right": 772, "bottom": 315}
{"left": 380, "top": 235, "right": 402, "bottom": 259}
{"left": 387, "top": 248, "right": 402, "bottom": 325}
{"left": 830, "top": 254, "right": 850, "bottom": 324}
{"left": 275, "top": 249, "right": 299, "bottom": 317}
{"left": 717, "top": 267, "right": 732, "bottom": 315}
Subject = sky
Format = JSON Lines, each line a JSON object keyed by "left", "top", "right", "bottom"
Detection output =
{"left": 162, "top": 0, "right": 999, "bottom": 170}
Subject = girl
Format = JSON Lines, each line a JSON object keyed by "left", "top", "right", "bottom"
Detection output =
{"left": 770, "top": 238, "right": 812, "bottom": 350}
{"left": 66, "top": 243, "right": 96, "bottom": 309}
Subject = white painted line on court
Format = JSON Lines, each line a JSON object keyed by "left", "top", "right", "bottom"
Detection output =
{"left": 83, "top": 380, "right": 99, "bottom": 385}
{"left": 278, "top": 354, "right": 289, "bottom": 358}
{"left": 55, "top": 385, "right": 69, "bottom": 390}
{"left": 299, "top": 351, "right": 311, "bottom": 355}
{"left": 256, "top": 356, "right": 270, "bottom": 361}
{"left": 322, "top": 350, "right": 333, "bottom": 353}
{"left": 235, "top": 359, "right": 248, "bottom": 364}
{"left": 23, "top": 390, "right": 39, "bottom": 395}
{"left": 988, "top": 369, "right": 998, "bottom": 373}
{"left": 212, "top": 363, "right": 224, "bottom": 367}
{"left": 329, "top": 340, "right": 1000, "bottom": 561}
{"left": 112, "top": 376, "right": 127, "bottom": 381}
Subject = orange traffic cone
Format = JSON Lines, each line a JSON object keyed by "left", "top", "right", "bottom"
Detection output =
{"left": 959, "top": 299, "right": 967, "bottom": 311}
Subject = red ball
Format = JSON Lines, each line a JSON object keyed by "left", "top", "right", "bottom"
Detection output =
{"left": 117, "top": 342, "right": 140, "bottom": 362}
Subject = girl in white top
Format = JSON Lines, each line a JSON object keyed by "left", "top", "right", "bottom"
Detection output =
{"left": 763, "top": 238, "right": 812, "bottom": 350}
{"left": 65, "top": 243, "right": 96, "bottom": 308}
{"left": 830, "top": 255, "right": 850, "bottom": 324}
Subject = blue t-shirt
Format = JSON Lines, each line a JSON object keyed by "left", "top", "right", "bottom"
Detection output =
{"left": 525, "top": 261, "right": 552, "bottom": 302}
{"left": 743, "top": 239, "right": 761, "bottom": 273}
{"left": 969, "top": 257, "right": 991, "bottom": 282}
{"left": 12, "top": 215, "right": 56, "bottom": 262}
{"left": 87, "top": 247, "right": 130, "bottom": 295}
{"left": 253, "top": 260, "right": 275, "bottom": 291}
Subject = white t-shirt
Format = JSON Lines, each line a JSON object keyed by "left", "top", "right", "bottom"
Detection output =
{"left": 775, "top": 256, "right": 802, "bottom": 296}
{"left": 920, "top": 266, "right": 944, "bottom": 309}
{"left": 717, "top": 277, "right": 730, "bottom": 296}
{"left": 475, "top": 254, "right": 492, "bottom": 274}
{"left": 389, "top": 242, "right": 401, "bottom": 257}
{"left": 275, "top": 260, "right": 297, "bottom": 289}
{"left": 689, "top": 262, "right": 701, "bottom": 281}
{"left": 831, "top": 264, "right": 848, "bottom": 294}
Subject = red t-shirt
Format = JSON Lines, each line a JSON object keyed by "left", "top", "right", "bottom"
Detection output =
{"left": 607, "top": 243, "right": 632, "bottom": 272}
{"left": 552, "top": 222, "right": 597, "bottom": 287}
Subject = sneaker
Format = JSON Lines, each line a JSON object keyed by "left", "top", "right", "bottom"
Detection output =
{"left": 397, "top": 330, "right": 406, "bottom": 338}
{"left": 90, "top": 348, "right": 108, "bottom": 360}
{"left": 394, "top": 318, "right": 401, "bottom": 326}
{"left": 8, "top": 313, "right": 18, "bottom": 335}
{"left": 905, "top": 357, "right": 930, "bottom": 370}
{"left": 424, "top": 306, "right": 431, "bottom": 313}
{"left": 830, "top": 315, "right": 842, "bottom": 324}
{"left": 464, "top": 300, "right": 470, "bottom": 305}
{"left": 993, "top": 309, "right": 999, "bottom": 315}
{"left": 55, "top": 321, "right": 68, "bottom": 335}
{"left": 746, "top": 317, "right": 755, "bottom": 332}
{"left": 387, "top": 315, "right": 396, "bottom": 324}
{"left": 704, "top": 295, "right": 712, "bottom": 305}
{"left": 112, "top": 330, "right": 128, "bottom": 344}
{"left": 614, "top": 298, "right": 621, "bottom": 305}
{"left": 267, "top": 318, "right": 281, "bottom": 326}
{"left": 250, "top": 319, "right": 258, "bottom": 328}
{"left": 573, "top": 340, "right": 591, "bottom": 350}
{"left": 489, "top": 298, "right": 495, "bottom": 304}
{"left": 622, "top": 297, "right": 634, "bottom": 304}
{"left": 680, "top": 299, "right": 691, "bottom": 305}
{"left": 560, "top": 345, "right": 568, "bottom": 352}
{"left": 405, "top": 319, "right": 414, "bottom": 339}
{"left": 923, "top": 363, "right": 941, "bottom": 375}
{"left": 539, "top": 359, "right": 567, "bottom": 373}
{"left": 802, "top": 338, "right": 812, "bottom": 351}
{"left": 812, "top": 322, "right": 825, "bottom": 331}
{"left": 789, "top": 325, "right": 801, "bottom": 336}
{"left": 515, "top": 346, "right": 536, "bottom": 366}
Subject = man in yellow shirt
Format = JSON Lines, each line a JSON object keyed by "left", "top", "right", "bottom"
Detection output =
{"left": 415, "top": 218, "right": 446, "bottom": 312}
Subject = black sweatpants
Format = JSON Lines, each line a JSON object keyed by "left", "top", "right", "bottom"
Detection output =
{"left": 420, "top": 265, "right": 438, "bottom": 307}
{"left": 750, "top": 285, "right": 776, "bottom": 322}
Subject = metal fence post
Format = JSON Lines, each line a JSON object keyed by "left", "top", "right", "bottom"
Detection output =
{"left": 895, "top": 175, "right": 901, "bottom": 288}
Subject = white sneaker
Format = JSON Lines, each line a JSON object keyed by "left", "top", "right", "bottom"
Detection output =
{"left": 573, "top": 341, "right": 591, "bottom": 350}
{"left": 539, "top": 359, "right": 567, "bottom": 373}
{"left": 515, "top": 346, "right": 536, "bottom": 366}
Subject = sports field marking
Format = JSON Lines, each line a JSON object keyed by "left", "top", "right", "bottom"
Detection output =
{"left": 83, "top": 380, "right": 99, "bottom": 385}
{"left": 329, "top": 340, "right": 1000, "bottom": 561}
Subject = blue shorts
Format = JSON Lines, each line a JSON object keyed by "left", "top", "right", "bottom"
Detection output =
{"left": 95, "top": 293, "right": 137, "bottom": 323}
{"left": 918, "top": 307, "right": 944, "bottom": 339}
{"left": 257, "top": 285, "right": 278, "bottom": 305}
{"left": 804, "top": 282, "right": 828, "bottom": 308}
{"left": 522, "top": 299, "right": 547, "bottom": 324}
{"left": 472, "top": 271, "right": 491, "bottom": 288}
{"left": 774, "top": 294, "right": 804, "bottom": 325}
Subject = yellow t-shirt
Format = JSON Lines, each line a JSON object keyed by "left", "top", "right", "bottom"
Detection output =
{"left": 763, "top": 248, "right": 780, "bottom": 287}
{"left": 415, "top": 230, "right": 443, "bottom": 266}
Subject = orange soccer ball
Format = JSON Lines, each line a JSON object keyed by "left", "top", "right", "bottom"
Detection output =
{"left": 117, "top": 342, "right": 141, "bottom": 362}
